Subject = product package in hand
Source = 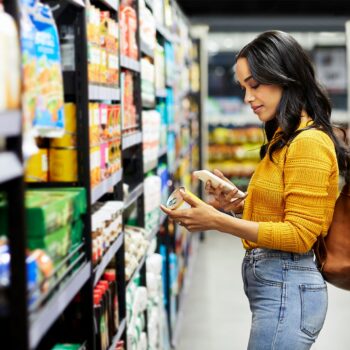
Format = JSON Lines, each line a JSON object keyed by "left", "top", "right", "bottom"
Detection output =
{"left": 193, "top": 170, "right": 246, "bottom": 199}
{"left": 166, "top": 186, "right": 203, "bottom": 210}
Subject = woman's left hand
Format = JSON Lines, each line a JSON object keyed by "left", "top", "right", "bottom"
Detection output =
{"left": 160, "top": 189, "right": 220, "bottom": 232}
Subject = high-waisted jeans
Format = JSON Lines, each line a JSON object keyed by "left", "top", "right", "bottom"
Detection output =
{"left": 242, "top": 248, "right": 328, "bottom": 350}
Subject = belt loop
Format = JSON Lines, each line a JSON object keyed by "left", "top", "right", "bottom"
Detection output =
{"left": 292, "top": 253, "right": 299, "bottom": 261}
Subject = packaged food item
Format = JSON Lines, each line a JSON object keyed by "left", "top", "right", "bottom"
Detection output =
{"left": 20, "top": 0, "right": 39, "bottom": 159}
{"left": 166, "top": 186, "right": 201, "bottom": 210}
{"left": 50, "top": 103, "right": 77, "bottom": 148}
{"left": 25, "top": 148, "right": 49, "bottom": 182}
{"left": 49, "top": 148, "right": 78, "bottom": 182}
{"left": 32, "top": 3, "right": 65, "bottom": 137}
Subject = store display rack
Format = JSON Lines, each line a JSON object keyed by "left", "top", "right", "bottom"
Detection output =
{"left": 1, "top": 0, "right": 204, "bottom": 349}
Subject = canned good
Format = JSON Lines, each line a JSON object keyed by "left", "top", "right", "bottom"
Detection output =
{"left": 50, "top": 103, "right": 77, "bottom": 148}
{"left": 25, "top": 148, "right": 48, "bottom": 182}
{"left": 166, "top": 186, "right": 201, "bottom": 210}
{"left": 49, "top": 148, "right": 77, "bottom": 182}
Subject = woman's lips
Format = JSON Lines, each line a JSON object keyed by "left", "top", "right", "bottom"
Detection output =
{"left": 252, "top": 105, "right": 263, "bottom": 113}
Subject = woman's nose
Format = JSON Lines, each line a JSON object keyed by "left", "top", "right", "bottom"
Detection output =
{"left": 244, "top": 91, "right": 255, "bottom": 104}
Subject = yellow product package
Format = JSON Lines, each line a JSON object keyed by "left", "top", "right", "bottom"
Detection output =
{"left": 49, "top": 148, "right": 77, "bottom": 182}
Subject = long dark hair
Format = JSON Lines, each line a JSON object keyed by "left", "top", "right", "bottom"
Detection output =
{"left": 236, "top": 30, "right": 349, "bottom": 180}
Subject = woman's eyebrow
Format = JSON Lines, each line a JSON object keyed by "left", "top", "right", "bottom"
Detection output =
{"left": 244, "top": 75, "right": 253, "bottom": 82}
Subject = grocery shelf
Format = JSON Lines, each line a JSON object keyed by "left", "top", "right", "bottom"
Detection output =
{"left": 94, "top": 232, "right": 124, "bottom": 286}
{"left": 144, "top": 0, "right": 153, "bottom": 11}
{"left": 158, "top": 146, "right": 167, "bottom": 158}
{"left": 126, "top": 252, "right": 147, "bottom": 290}
{"left": 156, "top": 22, "right": 173, "bottom": 42}
{"left": 143, "top": 159, "right": 158, "bottom": 173}
{"left": 0, "top": 110, "right": 22, "bottom": 137}
{"left": 108, "top": 318, "right": 126, "bottom": 350}
{"left": 124, "top": 182, "right": 144, "bottom": 209}
{"left": 96, "top": 0, "right": 119, "bottom": 11}
{"left": 120, "top": 55, "right": 141, "bottom": 72}
{"left": 122, "top": 131, "right": 142, "bottom": 150}
{"left": 147, "top": 224, "right": 159, "bottom": 241}
{"left": 140, "top": 40, "right": 154, "bottom": 58}
{"left": 29, "top": 262, "right": 91, "bottom": 350}
{"left": 142, "top": 98, "right": 156, "bottom": 109}
{"left": 67, "top": 0, "right": 85, "bottom": 7}
{"left": 89, "top": 84, "right": 121, "bottom": 101}
{"left": 0, "top": 152, "right": 23, "bottom": 184}
{"left": 91, "top": 169, "right": 123, "bottom": 204}
{"left": 156, "top": 88, "right": 167, "bottom": 98}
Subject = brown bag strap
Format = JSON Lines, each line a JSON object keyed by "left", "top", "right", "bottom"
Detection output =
{"left": 314, "top": 235, "right": 327, "bottom": 271}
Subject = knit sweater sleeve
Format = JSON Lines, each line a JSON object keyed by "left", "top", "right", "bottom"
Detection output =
{"left": 257, "top": 131, "right": 336, "bottom": 253}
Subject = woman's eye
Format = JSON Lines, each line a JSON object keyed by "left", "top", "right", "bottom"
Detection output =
{"left": 251, "top": 83, "right": 260, "bottom": 89}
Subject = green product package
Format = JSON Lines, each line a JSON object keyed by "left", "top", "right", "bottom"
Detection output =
{"left": 25, "top": 188, "right": 86, "bottom": 238}
{"left": 51, "top": 344, "right": 83, "bottom": 350}
{"left": 27, "top": 224, "right": 71, "bottom": 263}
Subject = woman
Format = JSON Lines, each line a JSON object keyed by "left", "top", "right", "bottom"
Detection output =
{"left": 160, "top": 31, "right": 350, "bottom": 349}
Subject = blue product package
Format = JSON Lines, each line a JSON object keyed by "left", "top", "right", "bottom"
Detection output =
{"left": 32, "top": 2, "right": 65, "bottom": 137}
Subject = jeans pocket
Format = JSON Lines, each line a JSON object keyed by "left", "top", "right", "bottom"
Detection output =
{"left": 300, "top": 283, "right": 328, "bottom": 338}
{"left": 253, "top": 259, "right": 283, "bottom": 286}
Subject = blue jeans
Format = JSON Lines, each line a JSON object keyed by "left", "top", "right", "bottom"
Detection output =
{"left": 242, "top": 248, "right": 328, "bottom": 350}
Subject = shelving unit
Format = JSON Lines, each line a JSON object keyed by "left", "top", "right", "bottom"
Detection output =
{"left": 29, "top": 262, "right": 91, "bottom": 349}
{"left": 0, "top": 0, "right": 205, "bottom": 349}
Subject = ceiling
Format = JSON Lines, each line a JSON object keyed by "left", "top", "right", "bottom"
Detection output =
{"left": 177, "top": 1, "right": 350, "bottom": 32}
{"left": 177, "top": 0, "right": 350, "bottom": 16}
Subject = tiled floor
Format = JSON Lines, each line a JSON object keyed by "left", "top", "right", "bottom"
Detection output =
{"left": 176, "top": 232, "right": 350, "bottom": 350}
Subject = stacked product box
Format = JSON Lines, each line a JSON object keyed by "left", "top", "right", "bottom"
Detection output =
{"left": 144, "top": 175, "right": 161, "bottom": 232}
{"left": 142, "top": 110, "right": 161, "bottom": 168}
{"left": 0, "top": 188, "right": 87, "bottom": 301}
{"left": 139, "top": 0, "right": 156, "bottom": 51}
{"left": 89, "top": 103, "right": 122, "bottom": 188}
{"left": 141, "top": 58, "right": 155, "bottom": 106}
{"left": 122, "top": 71, "right": 138, "bottom": 131}
{"left": 119, "top": 1, "right": 138, "bottom": 60}
{"left": 86, "top": 5, "right": 119, "bottom": 87}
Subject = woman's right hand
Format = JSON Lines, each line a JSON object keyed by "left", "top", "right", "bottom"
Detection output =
{"left": 205, "top": 169, "right": 247, "bottom": 214}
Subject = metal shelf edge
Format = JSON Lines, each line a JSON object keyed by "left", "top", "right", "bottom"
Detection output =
{"left": 97, "top": 0, "right": 118, "bottom": 11}
{"left": 0, "top": 110, "right": 22, "bottom": 137}
{"left": 122, "top": 131, "right": 142, "bottom": 150}
{"left": 158, "top": 146, "right": 167, "bottom": 158}
{"left": 67, "top": 0, "right": 85, "bottom": 7}
{"left": 108, "top": 318, "right": 126, "bottom": 350}
{"left": 143, "top": 159, "right": 158, "bottom": 173}
{"left": 140, "top": 40, "right": 155, "bottom": 58}
{"left": 89, "top": 85, "right": 121, "bottom": 101}
{"left": 124, "top": 183, "right": 144, "bottom": 209}
{"left": 0, "top": 152, "right": 23, "bottom": 184}
{"left": 144, "top": 0, "right": 153, "bottom": 11}
{"left": 91, "top": 169, "right": 123, "bottom": 204}
{"left": 29, "top": 262, "right": 91, "bottom": 350}
{"left": 126, "top": 252, "right": 147, "bottom": 291}
{"left": 94, "top": 232, "right": 124, "bottom": 286}
{"left": 120, "top": 55, "right": 140, "bottom": 72}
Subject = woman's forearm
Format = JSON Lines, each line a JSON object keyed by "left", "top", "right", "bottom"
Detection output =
{"left": 213, "top": 211, "right": 259, "bottom": 243}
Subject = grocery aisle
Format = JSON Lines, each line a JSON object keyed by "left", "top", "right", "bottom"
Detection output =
{"left": 176, "top": 232, "right": 350, "bottom": 350}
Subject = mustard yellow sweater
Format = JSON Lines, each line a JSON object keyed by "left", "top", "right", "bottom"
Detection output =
{"left": 242, "top": 121, "right": 339, "bottom": 253}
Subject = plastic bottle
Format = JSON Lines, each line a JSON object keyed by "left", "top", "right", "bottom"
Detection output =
{"left": 103, "top": 270, "right": 119, "bottom": 332}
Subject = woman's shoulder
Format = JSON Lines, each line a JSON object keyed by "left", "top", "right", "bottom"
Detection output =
{"left": 293, "top": 127, "right": 334, "bottom": 147}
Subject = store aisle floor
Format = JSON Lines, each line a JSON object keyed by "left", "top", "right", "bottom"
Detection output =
{"left": 176, "top": 232, "right": 350, "bottom": 350}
